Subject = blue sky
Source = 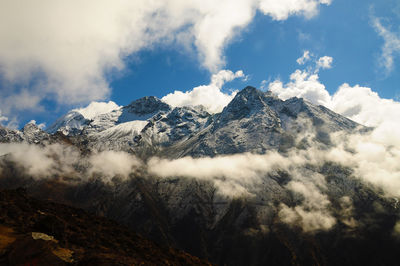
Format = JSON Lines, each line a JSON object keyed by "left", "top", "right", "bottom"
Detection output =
{"left": 0, "top": 0, "right": 399, "bottom": 128}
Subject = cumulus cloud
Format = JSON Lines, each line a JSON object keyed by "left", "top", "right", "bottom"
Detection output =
{"left": 269, "top": 53, "right": 400, "bottom": 134}
{"left": 162, "top": 70, "right": 245, "bottom": 113}
{"left": 259, "top": 0, "right": 331, "bottom": 20}
{"left": 0, "top": 0, "right": 331, "bottom": 119}
{"left": 316, "top": 56, "right": 333, "bottom": 70}
{"left": 372, "top": 17, "right": 400, "bottom": 75}
{"left": 269, "top": 69, "right": 331, "bottom": 106}
{"left": 268, "top": 53, "right": 336, "bottom": 106}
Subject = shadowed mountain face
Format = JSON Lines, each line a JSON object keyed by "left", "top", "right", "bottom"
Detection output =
{"left": 0, "top": 188, "right": 210, "bottom": 265}
{"left": 0, "top": 87, "right": 399, "bottom": 266}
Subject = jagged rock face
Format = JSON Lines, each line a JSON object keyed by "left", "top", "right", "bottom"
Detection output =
{"left": 39, "top": 87, "right": 360, "bottom": 158}
{"left": 0, "top": 123, "right": 52, "bottom": 145}
{"left": 46, "top": 111, "right": 90, "bottom": 136}
{"left": 0, "top": 126, "right": 24, "bottom": 143}
{"left": 164, "top": 86, "right": 360, "bottom": 157}
{"left": 22, "top": 123, "right": 51, "bottom": 144}
{"left": 119, "top": 96, "right": 171, "bottom": 121}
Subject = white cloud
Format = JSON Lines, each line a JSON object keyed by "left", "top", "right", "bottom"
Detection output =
{"left": 330, "top": 83, "right": 400, "bottom": 128}
{"left": 269, "top": 53, "right": 334, "bottom": 107}
{"left": 372, "top": 17, "right": 400, "bottom": 74}
{"left": 269, "top": 57, "right": 400, "bottom": 131}
{"left": 297, "top": 50, "right": 311, "bottom": 65}
{"left": 0, "top": 142, "right": 141, "bottom": 182}
{"left": 89, "top": 150, "right": 141, "bottom": 182}
{"left": 0, "top": 110, "right": 8, "bottom": 125}
{"left": 393, "top": 221, "right": 400, "bottom": 237}
{"left": 316, "top": 55, "right": 333, "bottom": 70}
{"left": 0, "top": 0, "right": 332, "bottom": 119}
{"left": 0, "top": 143, "right": 80, "bottom": 178}
{"left": 162, "top": 70, "right": 245, "bottom": 113}
{"left": 148, "top": 151, "right": 297, "bottom": 197}
{"left": 75, "top": 101, "right": 120, "bottom": 120}
{"left": 27, "top": 120, "right": 46, "bottom": 130}
{"left": 268, "top": 54, "right": 400, "bottom": 202}
{"left": 259, "top": 0, "right": 331, "bottom": 20}
{"left": 0, "top": 89, "right": 43, "bottom": 115}
{"left": 279, "top": 173, "right": 336, "bottom": 232}
{"left": 269, "top": 69, "right": 331, "bottom": 106}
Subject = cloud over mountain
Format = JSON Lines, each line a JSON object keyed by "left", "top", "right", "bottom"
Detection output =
{"left": 162, "top": 69, "right": 245, "bottom": 113}
{"left": 0, "top": 0, "right": 331, "bottom": 119}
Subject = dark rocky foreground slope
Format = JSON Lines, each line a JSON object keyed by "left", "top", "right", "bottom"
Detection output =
{"left": 0, "top": 188, "right": 210, "bottom": 265}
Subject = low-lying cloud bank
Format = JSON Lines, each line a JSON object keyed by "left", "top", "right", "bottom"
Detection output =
{"left": 147, "top": 129, "right": 400, "bottom": 232}
{"left": 0, "top": 122, "right": 399, "bottom": 233}
{"left": 0, "top": 143, "right": 141, "bottom": 183}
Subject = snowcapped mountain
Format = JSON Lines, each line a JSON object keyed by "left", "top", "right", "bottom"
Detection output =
{"left": 1, "top": 86, "right": 399, "bottom": 266}
{"left": 43, "top": 86, "right": 361, "bottom": 157}
{"left": 1, "top": 122, "right": 50, "bottom": 145}
{"left": 163, "top": 86, "right": 360, "bottom": 157}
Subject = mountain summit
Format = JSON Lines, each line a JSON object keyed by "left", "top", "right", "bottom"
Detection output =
{"left": 39, "top": 86, "right": 361, "bottom": 157}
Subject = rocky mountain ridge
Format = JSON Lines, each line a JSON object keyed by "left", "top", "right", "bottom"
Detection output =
{"left": 1, "top": 86, "right": 362, "bottom": 158}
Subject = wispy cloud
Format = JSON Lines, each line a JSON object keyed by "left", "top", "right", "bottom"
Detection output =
{"left": 297, "top": 50, "right": 312, "bottom": 65}
{"left": 372, "top": 16, "right": 400, "bottom": 75}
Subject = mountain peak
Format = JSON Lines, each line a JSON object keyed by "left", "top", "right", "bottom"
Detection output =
{"left": 215, "top": 86, "right": 277, "bottom": 126}
{"left": 22, "top": 122, "right": 50, "bottom": 144}
{"left": 125, "top": 96, "right": 171, "bottom": 116}
{"left": 241, "top": 85, "right": 257, "bottom": 93}
{"left": 222, "top": 86, "right": 268, "bottom": 112}
{"left": 22, "top": 121, "right": 41, "bottom": 132}
{"left": 236, "top": 86, "right": 263, "bottom": 98}
{"left": 46, "top": 111, "right": 89, "bottom": 135}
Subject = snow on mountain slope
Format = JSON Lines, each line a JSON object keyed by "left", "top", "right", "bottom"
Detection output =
{"left": 0, "top": 122, "right": 51, "bottom": 145}
{"left": 163, "top": 86, "right": 361, "bottom": 157}
{"left": 21, "top": 122, "right": 51, "bottom": 144}
{"left": 46, "top": 96, "right": 169, "bottom": 136}
{"left": 139, "top": 105, "right": 211, "bottom": 147}
{"left": 0, "top": 126, "right": 24, "bottom": 143}
{"left": 46, "top": 110, "right": 89, "bottom": 136}
{"left": 41, "top": 86, "right": 363, "bottom": 157}
{"left": 88, "top": 120, "right": 149, "bottom": 152}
